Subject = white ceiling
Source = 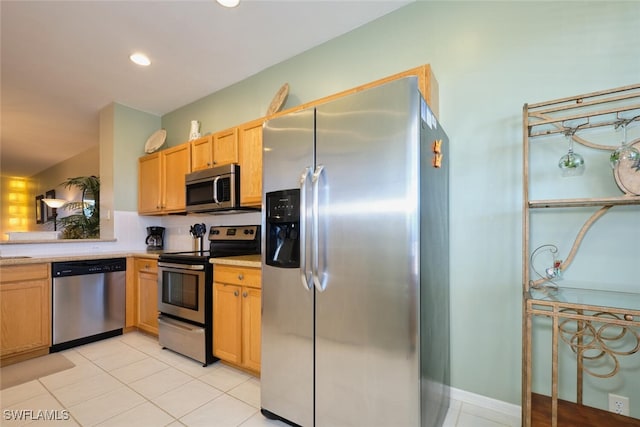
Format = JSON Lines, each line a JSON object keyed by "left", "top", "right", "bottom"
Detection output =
{"left": 1, "top": 0, "right": 411, "bottom": 178}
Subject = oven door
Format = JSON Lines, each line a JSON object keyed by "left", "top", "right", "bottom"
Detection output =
{"left": 157, "top": 262, "right": 206, "bottom": 325}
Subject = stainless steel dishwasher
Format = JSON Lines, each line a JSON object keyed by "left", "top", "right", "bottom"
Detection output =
{"left": 51, "top": 258, "right": 126, "bottom": 352}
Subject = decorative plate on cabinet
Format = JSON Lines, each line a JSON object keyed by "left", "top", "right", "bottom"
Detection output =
{"left": 266, "top": 83, "right": 289, "bottom": 116}
{"left": 613, "top": 139, "right": 640, "bottom": 195}
{"left": 144, "top": 129, "right": 167, "bottom": 154}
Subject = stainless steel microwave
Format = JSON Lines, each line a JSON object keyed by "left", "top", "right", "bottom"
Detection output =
{"left": 185, "top": 164, "right": 240, "bottom": 213}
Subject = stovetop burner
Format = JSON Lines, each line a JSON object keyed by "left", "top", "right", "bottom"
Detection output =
{"left": 158, "top": 250, "right": 211, "bottom": 264}
{"left": 158, "top": 225, "right": 260, "bottom": 264}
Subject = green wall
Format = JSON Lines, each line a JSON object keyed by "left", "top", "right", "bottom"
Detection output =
{"left": 136, "top": 1, "right": 639, "bottom": 408}
{"left": 112, "top": 104, "right": 161, "bottom": 212}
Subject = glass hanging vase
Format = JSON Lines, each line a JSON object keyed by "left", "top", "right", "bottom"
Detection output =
{"left": 558, "top": 133, "right": 585, "bottom": 177}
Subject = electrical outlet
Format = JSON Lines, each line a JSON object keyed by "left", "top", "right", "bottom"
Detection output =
{"left": 608, "top": 393, "right": 630, "bottom": 416}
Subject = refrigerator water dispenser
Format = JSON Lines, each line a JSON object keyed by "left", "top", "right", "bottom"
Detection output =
{"left": 265, "top": 189, "right": 300, "bottom": 268}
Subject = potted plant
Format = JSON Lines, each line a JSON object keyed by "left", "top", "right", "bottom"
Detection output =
{"left": 57, "top": 175, "right": 100, "bottom": 239}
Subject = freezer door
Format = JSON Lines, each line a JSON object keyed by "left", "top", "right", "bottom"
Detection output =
{"left": 314, "top": 77, "right": 422, "bottom": 426}
{"left": 261, "top": 108, "right": 315, "bottom": 427}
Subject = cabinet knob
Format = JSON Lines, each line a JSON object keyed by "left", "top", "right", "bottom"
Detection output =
{"left": 243, "top": 291, "right": 248, "bottom": 298}
{"left": 234, "top": 290, "right": 239, "bottom": 297}
{"left": 238, "top": 273, "right": 244, "bottom": 280}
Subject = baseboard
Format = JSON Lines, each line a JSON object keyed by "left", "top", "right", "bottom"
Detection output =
{"left": 450, "top": 387, "right": 521, "bottom": 419}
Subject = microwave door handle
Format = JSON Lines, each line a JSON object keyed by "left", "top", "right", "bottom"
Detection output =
{"left": 299, "top": 167, "right": 312, "bottom": 291}
{"left": 213, "top": 176, "right": 220, "bottom": 204}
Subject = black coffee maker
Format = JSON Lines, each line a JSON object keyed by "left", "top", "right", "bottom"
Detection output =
{"left": 146, "top": 226, "right": 165, "bottom": 251}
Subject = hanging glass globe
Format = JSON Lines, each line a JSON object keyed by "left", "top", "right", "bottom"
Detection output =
{"left": 610, "top": 144, "right": 640, "bottom": 169}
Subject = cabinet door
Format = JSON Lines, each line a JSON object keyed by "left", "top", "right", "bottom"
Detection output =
{"left": 0, "top": 264, "right": 50, "bottom": 359}
{"left": 191, "top": 135, "right": 214, "bottom": 171}
{"left": 213, "top": 282, "right": 242, "bottom": 364}
{"left": 213, "top": 128, "right": 238, "bottom": 166}
{"left": 238, "top": 120, "right": 263, "bottom": 206}
{"left": 162, "top": 143, "right": 191, "bottom": 212}
{"left": 138, "top": 152, "right": 162, "bottom": 214}
{"left": 242, "top": 287, "right": 261, "bottom": 372}
{"left": 135, "top": 259, "right": 159, "bottom": 335}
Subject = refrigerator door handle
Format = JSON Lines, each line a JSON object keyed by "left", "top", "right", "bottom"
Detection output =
{"left": 299, "top": 167, "right": 313, "bottom": 290}
{"left": 312, "top": 164, "right": 327, "bottom": 292}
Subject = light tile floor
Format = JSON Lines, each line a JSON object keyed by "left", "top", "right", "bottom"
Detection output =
{"left": 0, "top": 332, "right": 519, "bottom": 426}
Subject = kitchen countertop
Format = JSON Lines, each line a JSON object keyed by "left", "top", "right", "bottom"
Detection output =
{"left": 210, "top": 254, "right": 261, "bottom": 268}
{"left": 0, "top": 251, "right": 161, "bottom": 266}
{"left": 0, "top": 252, "right": 263, "bottom": 268}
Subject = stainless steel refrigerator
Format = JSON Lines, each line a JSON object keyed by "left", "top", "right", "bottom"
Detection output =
{"left": 261, "top": 77, "right": 450, "bottom": 427}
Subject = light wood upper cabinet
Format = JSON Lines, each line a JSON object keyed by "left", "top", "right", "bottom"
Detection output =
{"left": 212, "top": 264, "right": 261, "bottom": 373}
{"left": 0, "top": 263, "right": 51, "bottom": 365}
{"left": 191, "top": 135, "right": 214, "bottom": 171}
{"left": 238, "top": 119, "right": 263, "bottom": 207}
{"left": 163, "top": 144, "right": 191, "bottom": 212}
{"left": 138, "top": 143, "right": 191, "bottom": 214}
{"left": 138, "top": 152, "right": 162, "bottom": 214}
{"left": 213, "top": 127, "right": 239, "bottom": 166}
{"left": 133, "top": 258, "right": 159, "bottom": 336}
{"left": 190, "top": 128, "right": 238, "bottom": 172}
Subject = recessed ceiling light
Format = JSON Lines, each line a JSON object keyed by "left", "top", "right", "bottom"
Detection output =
{"left": 130, "top": 53, "right": 151, "bottom": 66}
{"left": 216, "top": 0, "right": 239, "bottom": 8}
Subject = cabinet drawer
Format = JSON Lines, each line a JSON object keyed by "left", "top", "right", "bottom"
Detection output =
{"left": 134, "top": 258, "right": 158, "bottom": 273}
{"left": 0, "top": 263, "right": 49, "bottom": 283}
{"left": 214, "top": 265, "right": 261, "bottom": 288}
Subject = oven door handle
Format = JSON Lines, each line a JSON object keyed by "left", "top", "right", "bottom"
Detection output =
{"left": 158, "top": 262, "right": 205, "bottom": 270}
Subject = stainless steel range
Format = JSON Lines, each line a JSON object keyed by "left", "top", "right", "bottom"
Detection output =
{"left": 157, "top": 225, "right": 260, "bottom": 366}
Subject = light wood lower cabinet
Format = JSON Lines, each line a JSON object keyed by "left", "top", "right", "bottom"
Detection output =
{"left": 0, "top": 263, "right": 51, "bottom": 365}
{"left": 241, "top": 286, "right": 261, "bottom": 372}
{"left": 213, "top": 264, "right": 261, "bottom": 373}
{"left": 133, "top": 258, "right": 159, "bottom": 336}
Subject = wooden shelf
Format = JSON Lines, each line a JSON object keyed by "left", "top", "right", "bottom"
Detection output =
{"left": 532, "top": 393, "right": 640, "bottom": 427}
{"left": 529, "top": 196, "right": 640, "bottom": 208}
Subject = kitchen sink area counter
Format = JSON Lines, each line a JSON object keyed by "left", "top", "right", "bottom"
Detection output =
{"left": 0, "top": 250, "right": 167, "bottom": 365}
{"left": 0, "top": 250, "right": 161, "bottom": 266}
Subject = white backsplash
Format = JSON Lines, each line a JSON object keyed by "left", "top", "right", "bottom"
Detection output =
{"left": 0, "top": 210, "right": 262, "bottom": 257}
{"left": 158, "top": 211, "right": 262, "bottom": 251}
